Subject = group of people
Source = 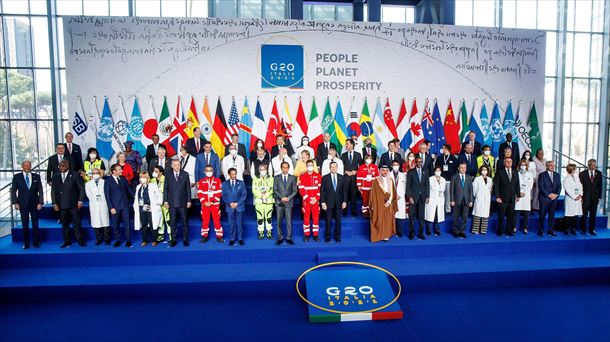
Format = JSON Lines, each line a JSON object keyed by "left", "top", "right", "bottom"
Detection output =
{"left": 10, "top": 130, "right": 603, "bottom": 249}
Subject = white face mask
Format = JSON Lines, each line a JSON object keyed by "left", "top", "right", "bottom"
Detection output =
{"left": 152, "top": 171, "right": 159, "bottom": 178}
{"left": 365, "top": 159, "right": 372, "bottom": 165}
{"left": 481, "top": 170, "right": 488, "bottom": 176}
{"left": 434, "top": 171, "right": 442, "bottom": 177}
{"left": 306, "top": 166, "right": 314, "bottom": 172}
{"left": 92, "top": 174, "right": 100, "bottom": 180}
{"left": 520, "top": 165, "right": 527, "bottom": 171}
{"left": 259, "top": 170, "right": 267, "bottom": 177}
{"left": 302, "top": 140, "right": 309, "bottom": 146}
{"left": 408, "top": 156, "right": 415, "bottom": 161}
{"left": 257, "top": 143, "right": 263, "bottom": 148}
{"left": 484, "top": 150, "right": 491, "bottom": 156}
{"left": 392, "top": 166, "right": 400, "bottom": 172}
{"left": 140, "top": 177, "right": 148, "bottom": 184}
{"left": 230, "top": 149, "right": 237, "bottom": 156}
{"left": 327, "top": 155, "right": 334, "bottom": 160}
{"left": 89, "top": 153, "right": 97, "bottom": 159}
{"left": 205, "top": 171, "right": 213, "bottom": 178}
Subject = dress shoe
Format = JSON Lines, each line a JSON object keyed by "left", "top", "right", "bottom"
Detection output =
{"left": 523, "top": 229, "right": 528, "bottom": 235}
{"left": 125, "top": 241, "right": 132, "bottom": 247}
{"left": 396, "top": 232, "right": 403, "bottom": 237}
{"left": 452, "top": 231, "right": 459, "bottom": 238}
{"left": 60, "top": 242, "right": 71, "bottom": 248}
{"left": 201, "top": 236, "right": 209, "bottom": 243}
{"left": 426, "top": 229, "right": 431, "bottom": 236}
{"left": 434, "top": 229, "right": 441, "bottom": 236}
{"left": 505, "top": 232, "right": 514, "bottom": 237}
{"left": 276, "top": 239, "right": 284, "bottom": 245}
{"left": 78, "top": 241, "right": 87, "bottom": 247}
{"left": 325, "top": 238, "right": 331, "bottom": 243}
{"left": 335, "top": 238, "right": 341, "bottom": 243}
{"left": 183, "top": 240, "right": 190, "bottom": 247}
{"left": 141, "top": 242, "right": 147, "bottom": 247}
{"left": 417, "top": 234, "right": 426, "bottom": 240}
{"left": 105, "top": 241, "right": 111, "bottom": 245}
{"left": 22, "top": 244, "right": 29, "bottom": 250}
{"left": 95, "top": 241, "right": 103, "bottom": 246}
{"left": 229, "top": 240, "right": 235, "bottom": 246}
{"left": 459, "top": 232, "right": 467, "bottom": 239}
{"left": 169, "top": 240, "right": 177, "bottom": 247}
{"left": 238, "top": 240, "right": 245, "bottom": 245}
{"left": 589, "top": 230, "right": 597, "bottom": 236}
{"left": 547, "top": 230, "right": 557, "bottom": 237}
{"left": 408, "top": 234, "right": 414, "bottom": 240}
{"left": 217, "top": 238, "right": 225, "bottom": 243}
{"left": 537, "top": 231, "right": 544, "bottom": 237}
{"left": 303, "top": 236, "right": 310, "bottom": 242}
{"left": 497, "top": 232, "right": 503, "bottom": 237}
{"left": 151, "top": 242, "right": 158, "bottom": 247}
{"left": 570, "top": 229, "right": 577, "bottom": 235}
{"left": 33, "top": 243, "right": 40, "bottom": 248}
{"left": 286, "top": 239, "right": 295, "bottom": 245}
{"left": 313, "top": 236, "right": 320, "bottom": 242}
{"left": 113, "top": 241, "right": 121, "bottom": 247}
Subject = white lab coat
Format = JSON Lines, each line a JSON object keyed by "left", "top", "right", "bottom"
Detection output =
{"left": 425, "top": 176, "right": 446, "bottom": 222}
{"left": 563, "top": 174, "right": 583, "bottom": 217}
{"left": 133, "top": 183, "right": 163, "bottom": 231}
{"left": 85, "top": 179, "right": 109, "bottom": 228}
{"left": 472, "top": 175, "right": 493, "bottom": 218}
{"left": 222, "top": 154, "right": 245, "bottom": 180}
{"left": 515, "top": 170, "right": 534, "bottom": 211}
{"left": 390, "top": 171, "right": 407, "bottom": 219}
{"left": 179, "top": 154, "right": 197, "bottom": 198}
{"left": 270, "top": 155, "right": 294, "bottom": 176}
{"left": 321, "top": 158, "right": 345, "bottom": 176}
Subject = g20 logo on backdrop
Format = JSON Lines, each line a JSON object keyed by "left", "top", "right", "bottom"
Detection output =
{"left": 261, "top": 44, "right": 304, "bottom": 89}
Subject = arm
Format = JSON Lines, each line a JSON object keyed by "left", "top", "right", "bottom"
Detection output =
{"left": 194, "top": 156, "right": 202, "bottom": 181}
{"left": 564, "top": 178, "right": 576, "bottom": 199}
{"left": 287, "top": 178, "right": 298, "bottom": 201}
{"left": 104, "top": 180, "right": 115, "bottom": 209}
{"left": 10, "top": 175, "right": 18, "bottom": 205}
{"left": 46, "top": 160, "right": 52, "bottom": 184}
{"left": 36, "top": 175, "right": 44, "bottom": 205}
{"left": 163, "top": 176, "right": 169, "bottom": 203}
{"left": 538, "top": 174, "right": 551, "bottom": 198}
{"left": 252, "top": 179, "right": 261, "bottom": 202}
{"left": 238, "top": 182, "right": 247, "bottom": 204}
{"left": 596, "top": 171, "right": 603, "bottom": 200}
{"left": 320, "top": 179, "right": 326, "bottom": 205}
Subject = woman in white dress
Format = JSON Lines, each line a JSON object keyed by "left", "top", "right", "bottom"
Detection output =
{"left": 532, "top": 148, "right": 547, "bottom": 210}
{"left": 563, "top": 164, "right": 583, "bottom": 235}
{"left": 425, "top": 166, "right": 446, "bottom": 236}
{"left": 133, "top": 171, "right": 163, "bottom": 247}
{"left": 515, "top": 159, "right": 534, "bottom": 234}
{"left": 84, "top": 168, "right": 110, "bottom": 245}
{"left": 471, "top": 165, "right": 493, "bottom": 234}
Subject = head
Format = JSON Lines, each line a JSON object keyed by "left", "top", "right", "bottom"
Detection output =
{"left": 153, "top": 166, "right": 164, "bottom": 179}
{"left": 152, "top": 134, "right": 160, "bottom": 144}
{"left": 415, "top": 156, "right": 423, "bottom": 168}
{"left": 21, "top": 160, "right": 32, "bottom": 173}
{"left": 91, "top": 167, "right": 102, "bottom": 180}
{"left": 306, "top": 160, "right": 315, "bottom": 173}
{"left": 364, "top": 138, "right": 372, "bottom": 147}
{"left": 522, "top": 151, "right": 532, "bottom": 161}
{"left": 276, "top": 136, "right": 285, "bottom": 145}
{"left": 503, "top": 147, "right": 512, "bottom": 158}
{"left": 255, "top": 139, "right": 264, "bottom": 149}
{"left": 380, "top": 166, "right": 389, "bottom": 177}
{"left": 536, "top": 148, "right": 544, "bottom": 159}
{"left": 345, "top": 139, "right": 354, "bottom": 151}
{"left": 300, "top": 150, "right": 311, "bottom": 162}
{"left": 124, "top": 141, "right": 133, "bottom": 152}
{"left": 351, "top": 134, "right": 358, "bottom": 142}
{"left": 259, "top": 163, "right": 268, "bottom": 177}
{"left": 392, "top": 160, "right": 400, "bottom": 172}
{"left": 424, "top": 140, "right": 432, "bottom": 151}
{"left": 323, "top": 133, "right": 331, "bottom": 142}
{"left": 204, "top": 141, "right": 212, "bottom": 153}
{"left": 59, "top": 160, "right": 70, "bottom": 173}
{"left": 56, "top": 143, "right": 65, "bottom": 155}
{"left": 87, "top": 148, "right": 99, "bottom": 161}
{"left": 504, "top": 157, "right": 513, "bottom": 169}
{"left": 418, "top": 144, "right": 427, "bottom": 154}
{"left": 388, "top": 141, "right": 396, "bottom": 152}
{"left": 171, "top": 158, "right": 181, "bottom": 172}
{"left": 433, "top": 166, "right": 442, "bottom": 177}
{"left": 117, "top": 152, "right": 126, "bottom": 163}
{"left": 180, "top": 146, "right": 188, "bottom": 156}
{"left": 479, "top": 165, "right": 490, "bottom": 177}
{"left": 328, "top": 147, "right": 337, "bottom": 159}
{"left": 231, "top": 134, "right": 239, "bottom": 144}
{"left": 464, "top": 143, "right": 473, "bottom": 154}
{"left": 111, "top": 163, "right": 122, "bottom": 177}
{"left": 204, "top": 165, "right": 214, "bottom": 178}
{"left": 566, "top": 163, "right": 576, "bottom": 175}
{"left": 228, "top": 144, "right": 238, "bottom": 156}
{"left": 301, "top": 136, "right": 309, "bottom": 146}
{"left": 364, "top": 155, "right": 373, "bottom": 165}
{"left": 329, "top": 161, "right": 338, "bottom": 174}
{"left": 442, "top": 144, "right": 451, "bottom": 156}
{"left": 228, "top": 168, "right": 237, "bottom": 180}
{"left": 407, "top": 152, "right": 415, "bottom": 162}
{"left": 193, "top": 127, "right": 201, "bottom": 138}
{"left": 482, "top": 145, "right": 491, "bottom": 156}
{"left": 256, "top": 149, "right": 266, "bottom": 160}
{"left": 468, "top": 131, "right": 475, "bottom": 142}
{"left": 458, "top": 162, "right": 467, "bottom": 174}
{"left": 546, "top": 160, "right": 555, "bottom": 172}
{"left": 157, "top": 146, "right": 166, "bottom": 158}
{"left": 588, "top": 159, "right": 597, "bottom": 171}
{"left": 519, "top": 159, "right": 528, "bottom": 171}
{"left": 506, "top": 133, "right": 513, "bottom": 142}
{"left": 279, "top": 147, "right": 288, "bottom": 157}
{"left": 139, "top": 171, "right": 150, "bottom": 184}
{"left": 65, "top": 132, "right": 74, "bottom": 143}
{"left": 280, "top": 161, "right": 290, "bottom": 175}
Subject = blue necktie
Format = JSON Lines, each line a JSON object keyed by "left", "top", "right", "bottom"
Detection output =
{"left": 460, "top": 175, "right": 464, "bottom": 188}
{"left": 332, "top": 175, "right": 336, "bottom": 191}
{"left": 25, "top": 174, "right": 30, "bottom": 189}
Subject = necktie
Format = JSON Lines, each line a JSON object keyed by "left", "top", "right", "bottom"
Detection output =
{"left": 325, "top": 143, "right": 329, "bottom": 150}
{"left": 418, "top": 168, "right": 421, "bottom": 180}
{"left": 206, "top": 154, "right": 210, "bottom": 166}
{"left": 59, "top": 155, "right": 63, "bottom": 163}
{"left": 115, "top": 177, "right": 119, "bottom": 185}
{"left": 95, "top": 180, "right": 99, "bottom": 186}
{"left": 460, "top": 174, "right": 464, "bottom": 188}
{"left": 367, "top": 148, "right": 371, "bottom": 156}
{"left": 25, "top": 173, "right": 30, "bottom": 189}
{"left": 180, "top": 157, "right": 185, "bottom": 169}
{"left": 231, "top": 180, "right": 235, "bottom": 190}
{"left": 332, "top": 174, "right": 336, "bottom": 191}
{"left": 349, "top": 152, "right": 353, "bottom": 164}
{"left": 507, "top": 170, "right": 511, "bottom": 181}
{"left": 283, "top": 176, "right": 287, "bottom": 186}
{"left": 62, "top": 173, "right": 66, "bottom": 183}
{"left": 549, "top": 172, "right": 553, "bottom": 184}
{"left": 195, "top": 139, "right": 199, "bottom": 152}
{"left": 175, "top": 172, "right": 179, "bottom": 182}
{"left": 591, "top": 172, "right": 594, "bottom": 183}
{"left": 467, "top": 154, "right": 470, "bottom": 163}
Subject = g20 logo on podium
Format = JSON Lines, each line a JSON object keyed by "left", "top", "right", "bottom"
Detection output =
{"left": 261, "top": 44, "right": 304, "bottom": 89}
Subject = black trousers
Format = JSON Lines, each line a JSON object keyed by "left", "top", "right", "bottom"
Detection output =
{"left": 344, "top": 176, "right": 358, "bottom": 215}
{"left": 93, "top": 227, "right": 111, "bottom": 243}
{"left": 409, "top": 197, "right": 425, "bottom": 235}
{"left": 111, "top": 207, "right": 131, "bottom": 242}
{"left": 139, "top": 210, "right": 154, "bottom": 242}
{"left": 539, "top": 199, "right": 558, "bottom": 233}
{"left": 516, "top": 211, "right": 530, "bottom": 230}
{"left": 564, "top": 216, "right": 578, "bottom": 231}
{"left": 169, "top": 207, "right": 189, "bottom": 242}
{"left": 19, "top": 207, "right": 39, "bottom": 246}
{"left": 60, "top": 207, "right": 82, "bottom": 244}
{"left": 324, "top": 206, "right": 342, "bottom": 240}
{"left": 497, "top": 202, "right": 515, "bottom": 234}
{"left": 580, "top": 201, "right": 598, "bottom": 232}
{"left": 452, "top": 201, "right": 469, "bottom": 234}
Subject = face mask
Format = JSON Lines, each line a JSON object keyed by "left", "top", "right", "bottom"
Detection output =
{"left": 484, "top": 150, "right": 491, "bottom": 156}
{"left": 434, "top": 171, "right": 442, "bottom": 177}
{"left": 366, "top": 143, "right": 372, "bottom": 148}
{"left": 525, "top": 155, "right": 530, "bottom": 159}
{"left": 89, "top": 153, "right": 97, "bottom": 159}
{"left": 257, "top": 143, "right": 263, "bottom": 148}
{"left": 230, "top": 149, "right": 237, "bottom": 156}
{"left": 258, "top": 157, "right": 264, "bottom": 161}
{"left": 392, "top": 166, "right": 400, "bottom": 172}
{"left": 205, "top": 171, "right": 213, "bottom": 178}
{"left": 140, "top": 178, "right": 148, "bottom": 184}
{"left": 520, "top": 165, "right": 527, "bottom": 171}
{"left": 259, "top": 170, "right": 267, "bottom": 177}
{"left": 408, "top": 156, "right": 415, "bottom": 161}
{"left": 327, "top": 155, "right": 334, "bottom": 160}
{"left": 306, "top": 166, "right": 314, "bottom": 172}
{"left": 481, "top": 170, "right": 488, "bottom": 176}
{"left": 365, "top": 159, "right": 372, "bottom": 165}
{"left": 152, "top": 171, "right": 158, "bottom": 178}
{"left": 92, "top": 174, "right": 100, "bottom": 180}
{"left": 302, "top": 140, "right": 309, "bottom": 146}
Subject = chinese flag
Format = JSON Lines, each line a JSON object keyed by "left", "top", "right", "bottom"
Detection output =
{"left": 443, "top": 101, "right": 461, "bottom": 154}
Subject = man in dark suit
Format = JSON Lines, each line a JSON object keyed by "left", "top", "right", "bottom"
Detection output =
{"left": 164, "top": 158, "right": 192, "bottom": 247}
{"left": 498, "top": 133, "right": 520, "bottom": 166}
{"left": 379, "top": 141, "right": 403, "bottom": 169}
{"left": 51, "top": 160, "right": 85, "bottom": 248}
{"left": 104, "top": 164, "right": 134, "bottom": 247}
{"left": 450, "top": 162, "right": 474, "bottom": 238}
{"left": 579, "top": 159, "right": 602, "bottom": 235}
{"left": 493, "top": 157, "right": 521, "bottom": 236}
{"left": 270, "top": 135, "right": 295, "bottom": 159}
{"left": 273, "top": 162, "right": 298, "bottom": 245}
{"left": 195, "top": 141, "right": 221, "bottom": 179}
{"left": 361, "top": 137, "right": 378, "bottom": 165}
{"left": 148, "top": 145, "right": 171, "bottom": 175}
{"left": 537, "top": 160, "right": 561, "bottom": 236}
{"left": 417, "top": 143, "right": 433, "bottom": 174}
{"left": 316, "top": 133, "right": 336, "bottom": 167}
{"left": 63, "top": 132, "right": 83, "bottom": 172}
{"left": 321, "top": 161, "right": 347, "bottom": 243}
{"left": 47, "top": 143, "right": 71, "bottom": 185}
{"left": 407, "top": 156, "right": 429, "bottom": 240}
{"left": 457, "top": 142, "right": 478, "bottom": 177}
{"left": 145, "top": 134, "right": 166, "bottom": 165}
{"left": 341, "top": 139, "right": 363, "bottom": 216}
{"left": 185, "top": 127, "right": 206, "bottom": 156}
{"left": 11, "top": 160, "right": 44, "bottom": 249}
{"left": 222, "top": 168, "right": 247, "bottom": 246}
{"left": 463, "top": 131, "right": 482, "bottom": 157}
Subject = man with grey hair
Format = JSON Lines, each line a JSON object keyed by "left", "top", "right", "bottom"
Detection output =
{"left": 11, "top": 160, "right": 44, "bottom": 249}
{"left": 579, "top": 159, "right": 602, "bottom": 235}
{"left": 537, "top": 160, "right": 561, "bottom": 236}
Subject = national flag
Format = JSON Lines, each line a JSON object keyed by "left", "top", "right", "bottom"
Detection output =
{"left": 185, "top": 97, "right": 200, "bottom": 139}
{"left": 468, "top": 100, "right": 484, "bottom": 147}
{"left": 372, "top": 98, "right": 393, "bottom": 155}
{"left": 479, "top": 101, "right": 492, "bottom": 147}
{"left": 321, "top": 97, "right": 336, "bottom": 146}
{"left": 162, "top": 96, "right": 189, "bottom": 157}
{"left": 503, "top": 101, "right": 518, "bottom": 143}
{"left": 200, "top": 96, "right": 214, "bottom": 141}
{"left": 96, "top": 97, "right": 115, "bottom": 161}
{"left": 403, "top": 98, "right": 424, "bottom": 152}
{"left": 527, "top": 102, "right": 542, "bottom": 153}
{"left": 490, "top": 101, "right": 504, "bottom": 158}
{"left": 142, "top": 97, "right": 159, "bottom": 144}
{"left": 127, "top": 97, "right": 146, "bottom": 155}
{"left": 157, "top": 97, "right": 172, "bottom": 147}
{"left": 359, "top": 98, "right": 376, "bottom": 148}
{"left": 113, "top": 97, "right": 130, "bottom": 152}
{"left": 211, "top": 98, "right": 228, "bottom": 156}
{"left": 346, "top": 98, "right": 361, "bottom": 137}
{"left": 251, "top": 98, "right": 267, "bottom": 148}
{"left": 264, "top": 98, "right": 281, "bottom": 151}
{"left": 308, "top": 98, "right": 323, "bottom": 151}
{"left": 383, "top": 98, "right": 399, "bottom": 140}
{"left": 281, "top": 97, "right": 294, "bottom": 145}
{"left": 396, "top": 98, "right": 409, "bottom": 150}
{"left": 515, "top": 101, "right": 529, "bottom": 153}
{"left": 226, "top": 98, "right": 241, "bottom": 143}
{"left": 239, "top": 97, "right": 253, "bottom": 151}
{"left": 444, "top": 101, "right": 461, "bottom": 154}
{"left": 293, "top": 97, "right": 307, "bottom": 144}
{"left": 459, "top": 100, "right": 470, "bottom": 142}
{"left": 423, "top": 100, "right": 445, "bottom": 156}
{"left": 331, "top": 99, "right": 348, "bottom": 152}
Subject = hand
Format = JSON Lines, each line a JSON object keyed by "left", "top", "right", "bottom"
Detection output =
{"left": 309, "top": 198, "right": 317, "bottom": 205}
{"left": 230, "top": 203, "right": 238, "bottom": 209}
{"left": 321, "top": 203, "right": 327, "bottom": 211}
{"left": 77, "top": 201, "right": 83, "bottom": 209}
{"left": 282, "top": 197, "right": 289, "bottom": 203}
{"left": 519, "top": 192, "right": 525, "bottom": 197}
{"left": 110, "top": 208, "right": 117, "bottom": 215}
{"left": 53, "top": 204, "right": 60, "bottom": 212}
{"left": 426, "top": 198, "right": 429, "bottom": 204}
{"left": 341, "top": 202, "right": 347, "bottom": 209}
{"left": 164, "top": 202, "right": 169, "bottom": 209}
{"left": 14, "top": 204, "right": 20, "bottom": 211}
{"left": 409, "top": 197, "right": 414, "bottom": 205}
{"left": 450, "top": 201, "right": 455, "bottom": 207}
{"left": 384, "top": 201, "right": 390, "bottom": 208}
{"left": 205, "top": 202, "right": 211, "bottom": 207}
{"left": 496, "top": 198, "right": 502, "bottom": 204}
{"left": 36, "top": 204, "right": 42, "bottom": 211}
{"left": 576, "top": 195, "right": 582, "bottom": 201}
{"left": 468, "top": 202, "right": 473, "bottom": 208}
{"left": 516, "top": 198, "right": 520, "bottom": 202}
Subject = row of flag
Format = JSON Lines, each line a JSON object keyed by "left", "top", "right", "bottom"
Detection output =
{"left": 72, "top": 95, "right": 542, "bottom": 162}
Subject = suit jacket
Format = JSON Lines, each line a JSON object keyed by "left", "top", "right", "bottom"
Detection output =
{"left": 224, "top": 143, "right": 248, "bottom": 162}
{"left": 341, "top": 150, "right": 363, "bottom": 172}
{"left": 450, "top": 173, "right": 474, "bottom": 204}
{"left": 434, "top": 154, "right": 458, "bottom": 181}
{"left": 271, "top": 143, "right": 295, "bottom": 159}
{"left": 273, "top": 174, "right": 298, "bottom": 207}
{"left": 185, "top": 137, "right": 206, "bottom": 156}
{"left": 316, "top": 142, "right": 336, "bottom": 166}
{"left": 406, "top": 168, "right": 429, "bottom": 200}
{"left": 579, "top": 169, "right": 603, "bottom": 203}
{"left": 498, "top": 141, "right": 520, "bottom": 166}
{"left": 11, "top": 172, "right": 44, "bottom": 209}
{"left": 63, "top": 143, "right": 83, "bottom": 172}
{"left": 163, "top": 170, "right": 191, "bottom": 208}
{"left": 416, "top": 152, "right": 434, "bottom": 174}
{"left": 537, "top": 171, "right": 562, "bottom": 203}
{"left": 51, "top": 171, "right": 85, "bottom": 209}
{"left": 361, "top": 146, "right": 378, "bottom": 164}
{"left": 145, "top": 143, "right": 166, "bottom": 164}
{"left": 103, "top": 175, "right": 133, "bottom": 210}
{"left": 47, "top": 154, "right": 72, "bottom": 184}
{"left": 195, "top": 152, "right": 221, "bottom": 180}
{"left": 493, "top": 168, "right": 521, "bottom": 203}
{"left": 320, "top": 173, "right": 346, "bottom": 209}
{"left": 222, "top": 179, "right": 247, "bottom": 212}
{"left": 379, "top": 152, "right": 403, "bottom": 169}
{"left": 463, "top": 140, "right": 482, "bottom": 156}
{"left": 148, "top": 157, "right": 171, "bottom": 175}
{"left": 457, "top": 152, "right": 478, "bottom": 177}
